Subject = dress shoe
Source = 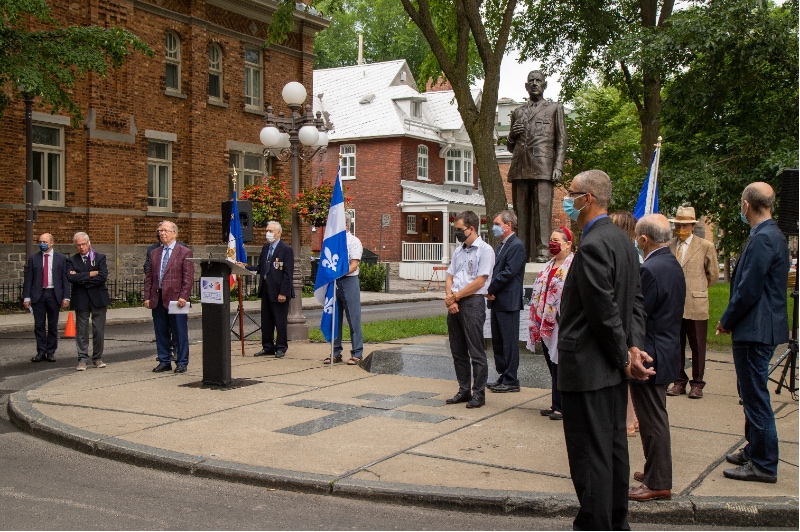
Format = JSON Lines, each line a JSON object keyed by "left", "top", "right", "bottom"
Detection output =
{"left": 540, "top": 408, "right": 554, "bottom": 417}
{"left": 446, "top": 392, "right": 472, "bottom": 404}
{"left": 726, "top": 448, "right": 749, "bottom": 466}
{"left": 152, "top": 363, "right": 172, "bottom": 372}
{"left": 688, "top": 387, "right": 703, "bottom": 399}
{"left": 487, "top": 381, "right": 502, "bottom": 389}
{"left": 275, "top": 351, "right": 286, "bottom": 359}
{"left": 666, "top": 384, "right": 686, "bottom": 396}
{"left": 174, "top": 365, "right": 187, "bottom": 373}
{"left": 31, "top": 353, "right": 47, "bottom": 363}
{"left": 253, "top": 349, "right": 273, "bottom": 357}
{"left": 548, "top": 411, "right": 563, "bottom": 421}
{"left": 489, "top": 384, "right": 520, "bottom": 393}
{"left": 633, "top": 471, "right": 644, "bottom": 482}
{"left": 723, "top": 461, "right": 777, "bottom": 483}
{"left": 465, "top": 397, "right": 485, "bottom": 409}
{"left": 628, "top": 484, "right": 671, "bottom": 501}
{"left": 45, "top": 354, "right": 56, "bottom": 362}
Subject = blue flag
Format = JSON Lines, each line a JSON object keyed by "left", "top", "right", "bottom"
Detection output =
{"left": 226, "top": 192, "right": 247, "bottom": 263}
{"left": 633, "top": 143, "right": 661, "bottom": 220}
{"left": 314, "top": 167, "right": 349, "bottom": 342}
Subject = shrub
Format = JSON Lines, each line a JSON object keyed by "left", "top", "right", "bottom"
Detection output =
{"left": 359, "top": 263, "right": 385, "bottom": 292}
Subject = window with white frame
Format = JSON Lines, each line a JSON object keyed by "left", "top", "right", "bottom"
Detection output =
{"left": 445, "top": 148, "right": 473, "bottom": 184}
{"left": 406, "top": 214, "right": 417, "bottom": 234}
{"left": 229, "top": 151, "right": 268, "bottom": 195}
{"left": 417, "top": 145, "right": 428, "bottom": 180}
{"left": 244, "top": 46, "right": 262, "bottom": 110}
{"left": 208, "top": 43, "right": 223, "bottom": 101}
{"left": 346, "top": 208, "right": 356, "bottom": 234}
{"left": 411, "top": 100, "right": 421, "bottom": 118}
{"left": 340, "top": 145, "right": 356, "bottom": 179}
{"left": 147, "top": 141, "right": 172, "bottom": 210}
{"left": 32, "top": 124, "right": 64, "bottom": 206}
{"left": 165, "top": 31, "right": 181, "bottom": 92}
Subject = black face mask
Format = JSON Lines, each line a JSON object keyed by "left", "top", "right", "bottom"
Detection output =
{"left": 454, "top": 229, "right": 467, "bottom": 243}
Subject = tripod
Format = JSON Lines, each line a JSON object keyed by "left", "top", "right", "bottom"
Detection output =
{"left": 768, "top": 265, "right": 798, "bottom": 400}
{"left": 230, "top": 305, "right": 261, "bottom": 340}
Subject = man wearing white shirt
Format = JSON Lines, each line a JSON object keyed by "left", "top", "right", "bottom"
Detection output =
{"left": 332, "top": 212, "right": 364, "bottom": 365}
{"left": 444, "top": 210, "right": 495, "bottom": 409}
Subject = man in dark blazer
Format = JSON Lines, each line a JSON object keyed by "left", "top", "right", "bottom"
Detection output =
{"left": 506, "top": 70, "right": 567, "bottom": 262}
{"left": 144, "top": 221, "right": 194, "bottom": 373}
{"left": 557, "top": 169, "right": 652, "bottom": 530}
{"left": 486, "top": 210, "right": 527, "bottom": 393}
{"left": 67, "top": 232, "right": 112, "bottom": 370}
{"left": 23, "top": 232, "right": 70, "bottom": 362}
{"left": 629, "top": 214, "right": 686, "bottom": 501}
{"left": 717, "top": 182, "right": 789, "bottom": 484}
{"left": 249, "top": 221, "right": 294, "bottom": 358}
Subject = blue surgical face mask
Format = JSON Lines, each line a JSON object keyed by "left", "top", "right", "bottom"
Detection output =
{"left": 634, "top": 238, "right": 644, "bottom": 258}
{"left": 562, "top": 195, "right": 585, "bottom": 221}
{"left": 491, "top": 224, "right": 504, "bottom": 238}
{"left": 38, "top": 242, "right": 49, "bottom": 252}
{"left": 740, "top": 202, "right": 749, "bottom": 225}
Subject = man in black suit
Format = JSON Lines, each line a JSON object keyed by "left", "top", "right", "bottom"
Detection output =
{"left": 250, "top": 221, "right": 294, "bottom": 358}
{"left": 717, "top": 182, "right": 789, "bottom": 484}
{"left": 629, "top": 214, "right": 686, "bottom": 501}
{"left": 23, "top": 233, "right": 71, "bottom": 363}
{"left": 67, "top": 232, "right": 112, "bottom": 371}
{"left": 486, "top": 210, "right": 527, "bottom": 393}
{"left": 558, "top": 169, "right": 652, "bottom": 530}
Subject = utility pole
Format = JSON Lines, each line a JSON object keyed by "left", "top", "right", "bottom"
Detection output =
{"left": 24, "top": 93, "right": 37, "bottom": 258}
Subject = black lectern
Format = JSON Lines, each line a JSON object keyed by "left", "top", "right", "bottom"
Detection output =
{"left": 187, "top": 258, "right": 254, "bottom": 386}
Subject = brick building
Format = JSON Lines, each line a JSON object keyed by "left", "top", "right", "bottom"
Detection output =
{"left": 0, "top": 0, "right": 328, "bottom": 287}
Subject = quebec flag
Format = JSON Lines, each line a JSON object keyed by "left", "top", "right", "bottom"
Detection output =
{"left": 633, "top": 142, "right": 661, "bottom": 220}
{"left": 226, "top": 192, "right": 247, "bottom": 263}
{"left": 313, "top": 167, "right": 349, "bottom": 342}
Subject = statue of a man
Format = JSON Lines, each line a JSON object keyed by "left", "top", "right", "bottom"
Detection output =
{"left": 506, "top": 71, "right": 567, "bottom": 262}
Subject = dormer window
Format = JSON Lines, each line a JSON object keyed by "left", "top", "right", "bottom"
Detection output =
{"left": 411, "top": 100, "right": 421, "bottom": 118}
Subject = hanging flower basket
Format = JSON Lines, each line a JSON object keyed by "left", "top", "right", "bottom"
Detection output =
{"left": 294, "top": 181, "right": 352, "bottom": 227}
{"left": 240, "top": 175, "right": 291, "bottom": 227}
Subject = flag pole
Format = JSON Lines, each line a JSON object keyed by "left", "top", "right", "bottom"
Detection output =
{"left": 237, "top": 275, "right": 245, "bottom": 356}
{"left": 330, "top": 282, "right": 336, "bottom": 369}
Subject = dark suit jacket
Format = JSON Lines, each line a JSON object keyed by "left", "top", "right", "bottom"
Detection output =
{"left": 143, "top": 243, "right": 195, "bottom": 308}
{"left": 557, "top": 217, "right": 646, "bottom": 392}
{"left": 67, "top": 253, "right": 111, "bottom": 310}
{"left": 506, "top": 99, "right": 567, "bottom": 181}
{"left": 253, "top": 239, "right": 294, "bottom": 302}
{"left": 638, "top": 246, "right": 686, "bottom": 386}
{"left": 487, "top": 233, "right": 526, "bottom": 311}
{"left": 721, "top": 219, "right": 790, "bottom": 345}
{"left": 23, "top": 250, "right": 70, "bottom": 303}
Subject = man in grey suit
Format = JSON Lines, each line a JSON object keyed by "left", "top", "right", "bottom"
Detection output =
{"left": 717, "top": 182, "right": 789, "bottom": 484}
{"left": 506, "top": 70, "right": 567, "bottom": 262}
{"left": 557, "top": 169, "right": 652, "bottom": 530}
{"left": 486, "top": 210, "right": 527, "bottom": 393}
{"left": 629, "top": 214, "right": 686, "bottom": 502}
{"left": 23, "top": 233, "right": 70, "bottom": 362}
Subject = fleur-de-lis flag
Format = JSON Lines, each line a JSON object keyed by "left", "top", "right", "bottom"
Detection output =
{"left": 313, "top": 166, "right": 349, "bottom": 341}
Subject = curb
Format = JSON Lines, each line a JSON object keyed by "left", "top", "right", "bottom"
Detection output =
{"left": 7, "top": 384, "right": 797, "bottom": 526}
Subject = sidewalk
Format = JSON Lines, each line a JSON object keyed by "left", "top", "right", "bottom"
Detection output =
{"left": 7, "top": 336, "right": 798, "bottom": 526}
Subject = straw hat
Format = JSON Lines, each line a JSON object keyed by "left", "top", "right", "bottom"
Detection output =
{"left": 668, "top": 206, "right": 697, "bottom": 224}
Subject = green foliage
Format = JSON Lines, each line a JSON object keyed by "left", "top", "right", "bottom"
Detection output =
{"left": 0, "top": 0, "right": 154, "bottom": 126}
{"left": 240, "top": 175, "right": 292, "bottom": 227}
{"left": 358, "top": 262, "right": 386, "bottom": 292}
{"left": 308, "top": 314, "right": 448, "bottom": 342}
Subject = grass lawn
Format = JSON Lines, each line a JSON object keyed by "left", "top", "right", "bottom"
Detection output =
{"left": 309, "top": 315, "right": 448, "bottom": 343}
{"left": 707, "top": 282, "right": 795, "bottom": 349}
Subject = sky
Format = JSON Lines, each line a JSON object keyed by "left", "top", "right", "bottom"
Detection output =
{"left": 473, "top": 49, "right": 563, "bottom": 103}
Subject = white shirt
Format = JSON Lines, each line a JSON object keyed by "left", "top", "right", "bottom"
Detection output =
{"left": 43, "top": 249, "right": 54, "bottom": 289}
{"left": 447, "top": 236, "right": 494, "bottom": 294}
{"left": 679, "top": 234, "right": 694, "bottom": 264}
{"left": 345, "top": 233, "right": 363, "bottom": 277}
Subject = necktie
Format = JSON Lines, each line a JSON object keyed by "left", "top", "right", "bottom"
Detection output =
{"left": 159, "top": 247, "right": 170, "bottom": 288}
{"left": 266, "top": 245, "right": 274, "bottom": 263}
{"left": 83, "top": 255, "right": 88, "bottom": 265}
{"left": 43, "top": 253, "right": 49, "bottom": 288}
{"left": 496, "top": 242, "right": 504, "bottom": 257}
{"left": 680, "top": 241, "right": 688, "bottom": 264}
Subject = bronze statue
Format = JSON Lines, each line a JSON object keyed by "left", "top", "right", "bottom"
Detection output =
{"left": 506, "top": 71, "right": 567, "bottom": 262}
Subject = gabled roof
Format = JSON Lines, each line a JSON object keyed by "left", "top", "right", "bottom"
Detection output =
{"left": 400, "top": 180, "right": 486, "bottom": 207}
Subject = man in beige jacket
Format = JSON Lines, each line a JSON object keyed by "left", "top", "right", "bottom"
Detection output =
{"left": 667, "top": 206, "right": 719, "bottom": 399}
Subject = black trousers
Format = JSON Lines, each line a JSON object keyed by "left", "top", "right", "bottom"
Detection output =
{"left": 542, "top": 343, "right": 562, "bottom": 413}
{"left": 447, "top": 295, "right": 488, "bottom": 400}
{"left": 562, "top": 381, "right": 630, "bottom": 531}
{"left": 676, "top": 318, "right": 708, "bottom": 388}
{"left": 490, "top": 308, "right": 520, "bottom": 386}
{"left": 261, "top": 297, "right": 289, "bottom": 353}
{"left": 32, "top": 289, "right": 59, "bottom": 355}
{"left": 629, "top": 382, "right": 672, "bottom": 490}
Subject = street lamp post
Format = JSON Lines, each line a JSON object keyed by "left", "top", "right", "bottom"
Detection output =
{"left": 260, "top": 81, "right": 329, "bottom": 340}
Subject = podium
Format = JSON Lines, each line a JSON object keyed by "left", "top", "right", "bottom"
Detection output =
{"left": 187, "top": 258, "right": 254, "bottom": 386}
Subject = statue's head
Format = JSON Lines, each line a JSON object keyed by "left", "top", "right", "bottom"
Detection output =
{"left": 525, "top": 70, "right": 547, "bottom": 100}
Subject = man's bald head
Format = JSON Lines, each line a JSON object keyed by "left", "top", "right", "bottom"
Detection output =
{"left": 742, "top": 182, "right": 776, "bottom": 214}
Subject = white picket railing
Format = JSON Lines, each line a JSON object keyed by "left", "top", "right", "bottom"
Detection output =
{"left": 401, "top": 242, "right": 443, "bottom": 262}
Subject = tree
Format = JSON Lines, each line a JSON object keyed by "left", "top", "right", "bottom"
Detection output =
{"left": 0, "top": 0, "right": 153, "bottom": 125}
{"left": 657, "top": 0, "right": 798, "bottom": 255}
{"left": 513, "top": 0, "right": 675, "bottom": 170}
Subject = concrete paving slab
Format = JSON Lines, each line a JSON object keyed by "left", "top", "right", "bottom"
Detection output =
{"left": 35, "top": 403, "right": 171, "bottom": 436}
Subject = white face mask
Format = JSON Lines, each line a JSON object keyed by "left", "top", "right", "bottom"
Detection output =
{"left": 266, "top": 232, "right": 276, "bottom": 243}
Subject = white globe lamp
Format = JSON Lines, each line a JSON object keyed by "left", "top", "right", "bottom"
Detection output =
{"left": 298, "top": 124, "right": 320, "bottom": 146}
{"left": 282, "top": 82, "right": 307, "bottom": 105}
{"left": 259, "top": 126, "right": 281, "bottom": 148}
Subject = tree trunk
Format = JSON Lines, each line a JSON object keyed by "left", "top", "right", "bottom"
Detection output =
{"left": 639, "top": 70, "right": 661, "bottom": 166}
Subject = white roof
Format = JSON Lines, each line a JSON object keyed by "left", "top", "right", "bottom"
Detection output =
{"left": 400, "top": 180, "right": 486, "bottom": 207}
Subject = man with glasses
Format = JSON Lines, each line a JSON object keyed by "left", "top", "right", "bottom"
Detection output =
{"left": 557, "top": 170, "right": 652, "bottom": 529}
{"left": 67, "top": 232, "right": 111, "bottom": 371}
{"left": 444, "top": 211, "right": 495, "bottom": 409}
{"left": 144, "top": 221, "right": 194, "bottom": 373}
{"left": 23, "top": 233, "right": 70, "bottom": 363}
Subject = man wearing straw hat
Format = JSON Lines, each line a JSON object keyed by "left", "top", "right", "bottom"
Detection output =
{"left": 667, "top": 206, "right": 719, "bottom": 399}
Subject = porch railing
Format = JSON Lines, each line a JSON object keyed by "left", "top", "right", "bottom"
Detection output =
{"left": 401, "top": 242, "right": 443, "bottom": 262}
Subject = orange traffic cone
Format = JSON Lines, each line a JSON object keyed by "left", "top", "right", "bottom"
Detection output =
{"left": 63, "top": 311, "right": 76, "bottom": 338}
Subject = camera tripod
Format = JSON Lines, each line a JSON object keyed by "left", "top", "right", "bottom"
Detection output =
{"left": 768, "top": 267, "right": 798, "bottom": 400}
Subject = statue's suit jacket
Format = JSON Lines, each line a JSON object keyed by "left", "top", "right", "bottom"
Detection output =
{"left": 669, "top": 236, "right": 718, "bottom": 320}
{"left": 506, "top": 99, "right": 567, "bottom": 181}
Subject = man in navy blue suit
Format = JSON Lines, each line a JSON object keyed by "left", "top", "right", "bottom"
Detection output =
{"left": 23, "top": 233, "right": 70, "bottom": 362}
{"left": 717, "top": 182, "right": 789, "bottom": 484}
{"left": 628, "top": 214, "right": 686, "bottom": 502}
{"left": 486, "top": 210, "right": 527, "bottom": 393}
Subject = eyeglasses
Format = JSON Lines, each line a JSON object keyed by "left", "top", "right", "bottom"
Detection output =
{"left": 75, "top": 242, "right": 90, "bottom": 247}
{"left": 567, "top": 190, "right": 587, "bottom": 197}
{"left": 157, "top": 229, "right": 175, "bottom": 233}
